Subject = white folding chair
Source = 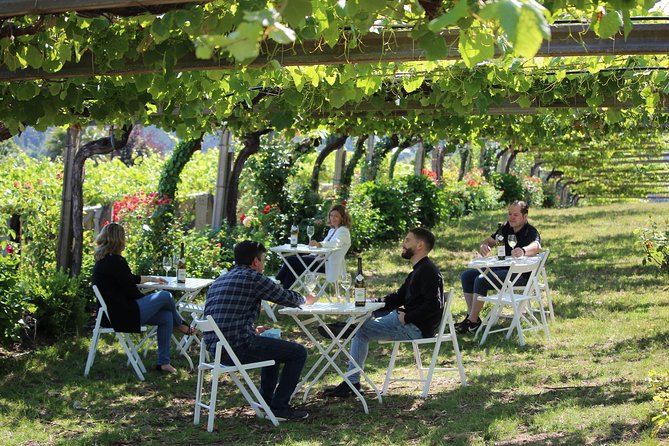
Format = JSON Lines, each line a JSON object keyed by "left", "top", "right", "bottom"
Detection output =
{"left": 536, "top": 250, "right": 555, "bottom": 323}
{"left": 380, "top": 288, "right": 467, "bottom": 398}
{"left": 476, "top": 261, "right": 549, "bottom": 346}
{"left": 84, "top": 285, "right": 148, "bottom": 381}
{"left": 193, "top": 315, "right": 279, "bottom": 431}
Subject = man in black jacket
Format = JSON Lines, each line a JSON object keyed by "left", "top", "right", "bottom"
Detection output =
{"left": 324, "top": 227, "right": 444, "bottom": 397}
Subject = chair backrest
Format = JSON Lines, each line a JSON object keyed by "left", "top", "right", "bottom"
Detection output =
{"left": 433, "top": 287, "right": 455, "bottom": 339}
{"left": 194, "top": 315, "right": 244, "bottom": 369}
{"left": 499, "top": 260, "right": 540, "bottom": 299}
{"left": 536, "top": 249, "right": 550, "bottom": 285}
{"left": 91, "top": 285, "right": 115, "bottom": 330}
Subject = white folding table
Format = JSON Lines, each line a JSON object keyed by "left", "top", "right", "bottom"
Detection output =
{"left": 279, "top": 302, "right": 385, "bottom": 414}
{"left": 269, "top": 244, "right": 337, "bottom": 298}
{"left": 137, "top": 277, "right": 214, "bottom": 369}
{"left": 467, "top": 255, "right": 541, "bottom": 293}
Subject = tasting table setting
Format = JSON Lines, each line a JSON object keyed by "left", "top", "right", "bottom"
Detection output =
{"left": 279, "top": 301, "right": 385, "bottom": 414}
{"left": 137, "top": 276, "right": 214, "bottom": 369}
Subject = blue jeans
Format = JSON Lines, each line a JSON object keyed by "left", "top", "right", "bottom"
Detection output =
{"left": 347, "top": 310, "right": 423, "bottom": 384}
{"left": 229, "top": 336, "right": 307, "bottom": 410}
{"left": 136, "top": 290, "right": 184, "bottom": 366}
{"left": 460, "top": 267, "right": 509, "bottom": 296}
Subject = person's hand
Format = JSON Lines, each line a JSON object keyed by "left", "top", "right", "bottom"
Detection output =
{"left": 255, "top": 325, "right": 270, "bottom": 335}
{"left": 305, "top": 293, "right": 317, "bottom": 305}
{"left": 511, "top": 247, "right": 524, "bottom": 258}
{"left": 397, "top": 310, "right": 406, "bottom": 325}
{"left": 308, "top": 240, "right": 320, "bottom": 247}
{"left": 157, "top": 276, "right": 168, "bottom": 284}
{"left": 479, "top": 243, "right": 491, "bottom": 256}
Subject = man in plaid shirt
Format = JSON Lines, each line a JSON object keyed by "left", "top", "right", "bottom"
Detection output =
{"left": 204, "top": 240, "right": 315, "bottom": 421}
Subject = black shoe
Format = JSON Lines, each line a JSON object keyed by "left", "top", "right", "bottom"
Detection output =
{"left": 455, "top": 315, "right": 469, "bottom": 333}
{"left": 271, "top": 406, "right": 309, "bottom": 421}
{"left": 323, "top": 381, "right": 361, "bottom": 397}
{"left": 456, "top": 318, "right": 481, "bottom": 334}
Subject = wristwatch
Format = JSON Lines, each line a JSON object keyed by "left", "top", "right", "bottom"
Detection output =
{"left": 520, "top": 247, "right": 526, "bottom": 255}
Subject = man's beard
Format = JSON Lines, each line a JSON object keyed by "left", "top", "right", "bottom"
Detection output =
{"left": 401, "top": 247, "right": 414, "bottom": 259}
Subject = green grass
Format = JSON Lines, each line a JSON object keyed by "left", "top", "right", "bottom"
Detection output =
{"left": 2, "top": 202, "right": 669, "bottom": 445}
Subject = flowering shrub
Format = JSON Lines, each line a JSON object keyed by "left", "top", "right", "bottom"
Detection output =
{"left": 636, "top": 220, "right": 669, "bottom": 276}
{"left": 452, "top": 169, "right": 501, "bottom": 214}
{"left": 522, "top": 176, "right": 544, "bottom": 207}
{"left": 490, "top": 172, "right": 524, "bottom": 204}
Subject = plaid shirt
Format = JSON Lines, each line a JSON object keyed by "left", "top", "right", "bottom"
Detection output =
{"left": 203, "top": 265, "right": 305, "bottom": 355}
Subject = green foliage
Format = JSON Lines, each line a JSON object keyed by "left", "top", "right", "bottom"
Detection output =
{"left": 0, "top": 248, "right": 28, "bottom": 343}
{"left": 636, "top": 220, "right": 669, "bottom": 276}
{"left": 647, "top": 369, "right": 669, "bottom": 437}
{"left": 522, "top": 175, "right": 544, "bottom": 207}
{"left": 25, "top": 270, "right": 88, "bottom": 339}
{"left": 453, "top": 168, "right": 502, "bottom": 214}
{"left": 542, "top": 182, "right": 559, "bottom": 208}
{"left": 491, "top": 172, "right": 525, "bottom": 204}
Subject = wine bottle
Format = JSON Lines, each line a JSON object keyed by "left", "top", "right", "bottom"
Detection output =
{"left": 290, "top": 221, "right": 299, "bottom": 248}
{"left": 496, "top": 222, "right": 505, "bottom": 260}
{"left": 176, "top": 242, "right": 187, "bottom": 283}
{"left": 354, "top": 257, "right": 366, "bottom": 307}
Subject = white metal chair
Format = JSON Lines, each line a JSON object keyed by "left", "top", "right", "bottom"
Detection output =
{"left": 512, "top": 251, "right": 554, "bottom": 323}
{"left": 193, "top": 315, "right": 279, "bottom": 431}
{"left": 84, "top": 285, "right": 148, "bottom": 381}
{"left": 476, "top": 261, "right": 549, "bottom": 346}
{"left": 380, "top": 288, "right": 467, "bottom": 398}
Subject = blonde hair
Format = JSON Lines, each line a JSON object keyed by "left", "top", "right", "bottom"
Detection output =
{"left": 94, "top": 223, "right": 126, "bottom": 261}
{"left": 329, "top": 204, "right": 352, "bottom": 229}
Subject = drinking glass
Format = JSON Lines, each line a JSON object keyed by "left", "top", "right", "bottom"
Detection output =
{"left": 162, "top": 256, "right": 172, "bottom": 279}
{"left": 507, "top": 234, "right": 518, "bottom": 251}
{"left": 306, "top": 225, "right": 315, "bottom": 245}
{"left": 339, "top": 272, "right": 352, "bottom": 300}
{"left": 304, "top": 272, "right": 318, "bottom": 295}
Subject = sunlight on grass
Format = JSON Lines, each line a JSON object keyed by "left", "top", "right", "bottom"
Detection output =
{"left": 2, "top": 203, "right": 669, "bottom": 445}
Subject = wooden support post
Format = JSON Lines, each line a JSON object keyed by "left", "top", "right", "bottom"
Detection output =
{"left": 414, "top": 140, "right": 425, "bottom": 176}
{"left": 333, "top": 144, "right": 347, "bottom": 188}
{"left": 212, "top": 129, "right": 233, "bottom": 230}
{"left": 56, "top": 124, "right": 80, "bottom": 272}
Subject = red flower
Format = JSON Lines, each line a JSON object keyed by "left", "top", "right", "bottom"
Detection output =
{"left": 240, "top": 214, "right": 246, "bottom": 223}
{"left": 341, "top": 200, "right": 347, "bottom": 206}
{"left": 263, "top": 205, "right": 271, "bottom": 214}
{"left": 5, "top": 244, "right": 13, "bottom": 254}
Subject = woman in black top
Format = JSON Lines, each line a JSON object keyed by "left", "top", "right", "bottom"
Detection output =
{"left": 92, "top": 223, "right": 194, "bottom": 374}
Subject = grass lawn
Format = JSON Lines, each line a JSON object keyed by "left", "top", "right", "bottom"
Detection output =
{"left": 2, "top": 202, "right": 669, "bottom": 445}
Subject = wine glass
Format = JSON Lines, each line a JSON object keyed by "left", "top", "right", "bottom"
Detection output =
{"left": 339, "top": 272, "right": 352, "bottom": 301}
{"left": 304, "top": 272, "right": 318, "bottom": 295}
{"left": 306, "top": 225, "right": 315, "bottom": 246}
{"left": 162, "top": 256, "right": 172, "bottom": 280}
{"left": 508, "top": 234, "right": 518, "bottom": 253}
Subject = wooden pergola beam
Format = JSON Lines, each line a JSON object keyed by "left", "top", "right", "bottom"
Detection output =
{"left": 0, "top": 0, "right": 208, "bottom": 18}
{"left": 1, "top": 23, "right": 669, "bottom": 82}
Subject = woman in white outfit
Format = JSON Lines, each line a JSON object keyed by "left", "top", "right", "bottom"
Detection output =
{"left": 276, "top": 204, "right": 352, "bottom": 290}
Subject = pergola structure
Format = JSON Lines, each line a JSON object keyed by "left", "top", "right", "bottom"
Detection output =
{"left": 2, "top": 1, "right": 669, "bottom": 274}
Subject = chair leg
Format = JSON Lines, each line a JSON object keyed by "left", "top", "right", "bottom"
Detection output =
{"left": 233, "top": 371, "right": 280, "bottom": 427}
{"left": 479, "top": 304, "right": 500, "bottom": 346}
{"left": 207, "top": 371, "right": 221, "bottom": 432}
{"left": 382, "top": 342, "right": 401, "bottom": 395}
{"left": 193, "top": 365, "right": 206, "bottom": 426}
{"left": 83, "top": 328, "right": 101, "bottom": 377}
{"left": 544, "top": 284, "right": 555, "bottom": 324}
{"left": 412, "top": 343, "right": 425, "bottom": 380}
{"left": 117, "top": 333, "right": 145, "bottom": 381}
{"left": 509, "top": 305, "right": 525, "bottom": 346}
{"left": 448, "top": 318, "right": 467, "bottom": 387}
{"left": 421, "top": 340, "right": 442, "bottom": 398}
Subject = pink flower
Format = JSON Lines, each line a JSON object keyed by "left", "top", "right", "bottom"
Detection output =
{"left": 243, "top": 216, "right": 253, "bottom": 228}
{"left": 5, "top": 244, "right": 13, "bottom": 254}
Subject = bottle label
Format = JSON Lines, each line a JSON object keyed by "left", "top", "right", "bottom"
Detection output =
{"left": 177, "top": 268, "right": 186, "bottom": 282}
{"left": 290, "top": 235, "right": 297, "bottom": 246}
{"left": 354, "top": 287, "right": 366, "bottom": 305}
{"left": 497, "top": 244, "right": 505, "bottom": 259}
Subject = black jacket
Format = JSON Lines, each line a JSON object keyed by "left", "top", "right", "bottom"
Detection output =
{"left": 92, "top": 253, "right": 143, "bottom": 333}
